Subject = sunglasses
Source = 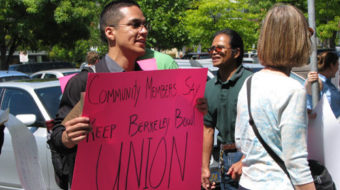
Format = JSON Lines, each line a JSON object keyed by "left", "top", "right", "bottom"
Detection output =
{"left": 208, "top": 46, "right": 233, "bottom": 54}
{"left": 110, "top": 19, "right": 150, "bottom": 31}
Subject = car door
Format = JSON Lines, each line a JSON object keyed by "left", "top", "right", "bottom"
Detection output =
{"left": 0, "top": 87, "right": 50, "bottom": 189}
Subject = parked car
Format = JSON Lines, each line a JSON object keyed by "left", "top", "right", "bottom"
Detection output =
{"left": 9, "top": 61, "right": 76, "bottom": 74}
{"left": 242, "top": 57, "right": 259, "bottom": 64}
{"left": 182, "top": 52, "right": 211, "bottom": 60}
{"left": 243, "top": 63, "right": 306, "bottom": 85}
{"left": 175, "top": 59, "right": 217, "bottom": 80}
{"left": 30, "top": 68, "right": 80, "bottom": 79}
{"left": 0, "top": 71, "right": 30, "bottom": 82}
{"left": 0, "top": 80, "right": 62, "bottom": 190}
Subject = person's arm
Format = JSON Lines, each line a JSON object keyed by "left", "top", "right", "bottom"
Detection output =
{"left": 201, "top": 125, "right": 215, "bottom": 190}
{"left": 280, "top": 88, "right": 315, "bottom": 189}
{"left": 61, "top": 117, "right": 91, "bottom": 148}
{"left": 305, "top": 71, "right": 323, "bottom": 95}
{"left": 50, "top": 71, "right": 89, "bottom": 152}
{"left": 196, "top": 98, "right": 208, "bottom": 115}
{"left": 227, "top": 155, "right": 244, "bottom": 181}
{"left": 295, "top": 182, "right": 316, "bottom": 190}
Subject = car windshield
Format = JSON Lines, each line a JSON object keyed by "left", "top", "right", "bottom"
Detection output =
{"left": 35, "top": 86, "right": 62, "bottom": 119}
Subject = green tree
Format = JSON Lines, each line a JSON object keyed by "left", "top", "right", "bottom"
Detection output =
{"left": 315, "top": 0, "right": 340, "bottom": 48}
{"left": 137, "top": 0, "right": 191, "bottom": 50}
{"left": 247, "top": 0, "right": 340, "bottom": 48}
{"left": 183, "top": 0, "right": 258, "bottom": 51}
{"left": 0, "top": 0, "right": 97, "bottom": 69}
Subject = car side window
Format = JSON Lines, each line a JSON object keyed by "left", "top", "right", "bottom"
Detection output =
{"left": 44, "top": 74, "right": 57, "bottom": 79}
{"left": 1, "top": 88, "right": 44, "bottom": 126}
{"left": 31, "top": 74, "right": 43, "bottom": 79}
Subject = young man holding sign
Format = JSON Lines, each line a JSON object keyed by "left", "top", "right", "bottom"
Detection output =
{"left": 49, "top": 1, "right": 150, "bottom": 188}
{"left": 49, "top": 1, "right": 206, "bottom": 189}
{"left": 201, "top": 29, "right": 252, "bottom": 190}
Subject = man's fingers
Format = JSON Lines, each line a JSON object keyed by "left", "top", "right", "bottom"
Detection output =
{"left": 66, "top": 122, "right": 92, "bottom": 133}
{"left": 70, "top": 135, "right": 88, "bottom": 143}
{"left": 65, "top": 116, "right": 90, "bottom": 127}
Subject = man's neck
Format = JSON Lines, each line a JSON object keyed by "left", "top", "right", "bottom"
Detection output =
{"left": 218, "top": 63, "right": 238, "bottom": 82}
{"left": 319, "top": 70, "right": 332, "bottom": 79}
{"left": 108, "top": 48, "right": 138, "bottom": 71}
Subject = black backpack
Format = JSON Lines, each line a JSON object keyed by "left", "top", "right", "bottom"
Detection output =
{"left": 47, "top": 138, "right": 69, "bottom": 190}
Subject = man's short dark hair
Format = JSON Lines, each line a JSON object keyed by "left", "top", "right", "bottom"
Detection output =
{"left": 100, "top": 0, "right": 140, "bottom": 43}
{"left": 213, "top": 29, "right": 244, "bottom": 65}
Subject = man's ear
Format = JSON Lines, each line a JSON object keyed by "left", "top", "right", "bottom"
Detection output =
{"left": 105, "top": 26, "right": 116, "bottom": 42}
{"left": 233, "top": 48, "right": 241, "bottom": 59}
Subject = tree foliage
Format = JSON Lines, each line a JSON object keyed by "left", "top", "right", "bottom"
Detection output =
{"left": 247, "top": 0, "right": 340, "bottom": 48}
{"left": 137, "top": 0, "right": 191, "bottom": 50}
{"left": 0, "top": 0, "right": 97, "bottom": 69}
{"left": 315, "top": 0, "right": 340, "bottom": 48}
{"left": 183, "top": 0, "right": 258, "bottom": 51}
{"left": 1, "top": 0, "right": 338, "bottom": 68}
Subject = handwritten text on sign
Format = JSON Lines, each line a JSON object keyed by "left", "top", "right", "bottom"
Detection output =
{"left": 72, "top": 69, "right": 207, "bottom": 190}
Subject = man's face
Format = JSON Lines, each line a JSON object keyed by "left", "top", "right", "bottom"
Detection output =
{"left": 114, "top": 6, "right": 148, "bottom": 57}
{"left": 210, "top": 34, "right": 236, "bottom": 68}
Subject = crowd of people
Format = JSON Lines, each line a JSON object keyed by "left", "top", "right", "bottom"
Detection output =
{"left": 1, "top": 0, "right": 338, "bottom": 190}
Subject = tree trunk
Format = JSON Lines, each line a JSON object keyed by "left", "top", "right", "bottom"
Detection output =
{"left": 0, "top": 45, "right": 7, "bottom": 70}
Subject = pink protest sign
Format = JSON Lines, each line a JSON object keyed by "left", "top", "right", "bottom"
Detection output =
{"left": 59, "top": 73, "right": 77, "bottom": 93}
{"left": 72, "top": 68, "right": 207, "bottom": 190}
{"left": 137, "top": 58, "right": 158, "bottom": 70}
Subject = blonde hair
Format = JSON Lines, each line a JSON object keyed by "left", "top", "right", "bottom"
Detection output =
{"left": 257, "top": 4, "right": 311, "bottom": 68}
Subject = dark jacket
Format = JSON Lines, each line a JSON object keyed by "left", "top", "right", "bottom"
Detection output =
{"left": 49, "top": 58, "right": 111, "bottom": 188}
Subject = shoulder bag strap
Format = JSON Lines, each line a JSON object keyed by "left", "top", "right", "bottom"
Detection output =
{"left": 246, "top": 76, "right": 295, "bottom": 188}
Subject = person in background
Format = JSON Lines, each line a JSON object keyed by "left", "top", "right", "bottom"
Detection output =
{"left": 137, "top": 48, "right": 178, "bottom": 69}
{"left": 235, "top": 4, "right": 315, "bottom": 190}
{"left": 305, "top": 51, "right": 340, "bottom": 120}
{"left": 86, "top": 51, "right": 100, "bottom": 72}
{"left": 201, "top": 28, "right": 252, "bottom": 190}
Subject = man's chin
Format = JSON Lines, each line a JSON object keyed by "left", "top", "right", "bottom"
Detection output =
{"left": 136, "top": 48, "right": 146, "bottom": 57}
{"left": 212, "top": 62, "right": 221, "bottom": 67}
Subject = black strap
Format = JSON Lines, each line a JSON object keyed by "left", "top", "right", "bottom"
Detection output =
{"left": 246, "top": 76, "right": 294, "bottom": 188}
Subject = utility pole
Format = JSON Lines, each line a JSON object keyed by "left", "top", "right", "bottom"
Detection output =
{"left": 308, "top": 0, "right": 319, "bottom": 108}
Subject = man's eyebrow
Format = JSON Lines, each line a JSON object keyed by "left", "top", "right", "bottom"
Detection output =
{"left": 126, "top": 18, "right": 146, "bottom": 23}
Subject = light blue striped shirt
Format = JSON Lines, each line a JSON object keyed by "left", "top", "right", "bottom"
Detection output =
{"left": 307, "top": 74, "right": 340, "bottom": 118}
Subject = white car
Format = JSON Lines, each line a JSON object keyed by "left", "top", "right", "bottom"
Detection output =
{"left": 0, "top": 80, "right": 62, "bottom": 190}
{"left": 30, "top": 68, "right": 80, "bottom": 79}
